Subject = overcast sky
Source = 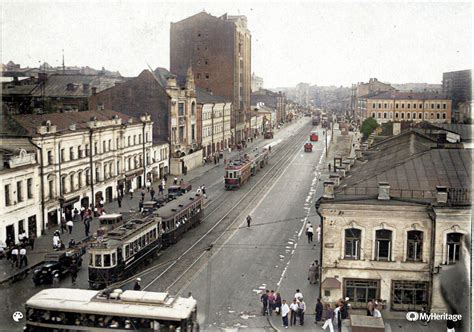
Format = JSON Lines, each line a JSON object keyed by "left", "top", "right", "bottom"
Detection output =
{"left": 1, "top": 1, "right": 472, "bottom": 87}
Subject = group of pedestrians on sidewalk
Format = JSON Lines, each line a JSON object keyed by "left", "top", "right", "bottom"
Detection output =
{"left": 305, "top": 222, "right": 321, "bottom": 244}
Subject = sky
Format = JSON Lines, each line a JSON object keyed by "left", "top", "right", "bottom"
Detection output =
{"left": 0, "top": 0, "right": 472, "bottom": 88}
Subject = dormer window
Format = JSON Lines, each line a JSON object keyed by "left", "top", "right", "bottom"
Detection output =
{"left": 66, "top": 83, "right": 75, "bottom": 91}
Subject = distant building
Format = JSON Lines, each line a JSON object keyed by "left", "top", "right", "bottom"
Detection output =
{"left": 317, "top": 130, "right": 471, "bottom": 315}
{"left": 170, "top": 11, "right": 252, "bottom": 144}
{"left": 351, "top": 78, "right": 395, "bottom": 121}
{"left": 251, "top": 88, "right": 286, "bottom": 124}
{"left": 442, "top": 69, "right": 472, "bottom": 123}
{"left": 251, "top": 73, "right": 263, "bottom": 92}
{"left": 366, "top": 91, "right": 452, "bottom": 124}
{"left": 296, "top": 83, "right": 310, "bottom": 107}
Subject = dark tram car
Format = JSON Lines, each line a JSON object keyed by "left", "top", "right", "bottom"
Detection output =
{"left": 160, "top": 190, "right": 204, "bottom": 248}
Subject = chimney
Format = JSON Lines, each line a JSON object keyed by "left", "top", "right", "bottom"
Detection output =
{"left": 323, "top": 181, "right": 335, "bottom": 199}
{"left": 91, "top": 87, "right": 97, "bottom": 95}
{"left": 436, "top": 186, "right": 448, "bottom": 204}
{"left": 378, "top": 182, "right": 390, "bottom": 200}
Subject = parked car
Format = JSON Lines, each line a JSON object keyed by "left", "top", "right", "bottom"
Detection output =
{"left": 167, "top": 183, "right": 192, "bottom": 200}
{"left": 32, "top": 250, "right": 83, "bottom": 286}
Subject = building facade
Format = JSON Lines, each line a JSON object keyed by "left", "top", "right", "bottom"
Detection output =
{"left": 170, "top": 11, "right": 251, "bottom": 144}
{"left": 251, "top": 72, "right": 263, "bottom": 92}
{"left": 1, "top": 110, "right": 168, "bottom": 239}
{"left": 442, "top": 69, "right": 472, "bottom": 123}
{"left": 351, "top": 78, "right": 395, "bottom": 121}
{"left": 251, "top": 88, "right": 287, "bottom": 124}
{"left": 366, "top": 91, "right": 452, "bottom": 124}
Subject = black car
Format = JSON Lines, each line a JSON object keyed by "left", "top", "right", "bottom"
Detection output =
{"left": 32, "top": 250, "right": 83, "bottom": 286}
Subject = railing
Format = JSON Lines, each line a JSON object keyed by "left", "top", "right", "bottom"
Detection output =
{"left": 448, "top": 188, "right": 471, "bottom": 205}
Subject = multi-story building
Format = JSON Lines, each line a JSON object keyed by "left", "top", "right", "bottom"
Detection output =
{"left": 316, "top": 130, "right": 471, "bottom": 316}
{"left": 366, "top": 91, "right": 452, "bottom": 124}
{"left": 251, "top": 72, "right": 263, "bottom": 92}
{"left": 1, "top": 110, "right": 168, "bottom": 238}
{"left": 196, "top": 88, "right": 232, "bottom": 158}
{"left": 351, "top": 78, "right": 395, "bottom": 121}
{"left": 442, "top": 69, "right": 472, "bottom": 123}
{"left": 170, "top": 11, "right": 251, "bottom": 144}
{"left": 296, "top": 83, "right": 310, "bottom": 107}
{"left": 251, "top": 88, "right": 287, "bottom": 124}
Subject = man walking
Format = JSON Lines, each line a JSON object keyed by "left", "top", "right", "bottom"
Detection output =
{"left": 129, "top": 187, "right": 134, "bottom": 199}
{"left": 322, "top": 303, "right": 334, "bottom": 332}
{"left": 10, "top": 246, "right": 19, "bottom": 268}
{"left": 70, "top": 260, "right": 78, "bottom": 284}
{"left": 60, "top": 217, "right": 67, "bottom": 234}
{"left": 289, "top": 298, "right": 299, "bottom": 326}
{"left": 298, "top": 298, "right": 306, "bottom": 326}
{"left": 84, "top": 217, "right": 91, "bottom": 237}
{"left": 281, "top": 300, "right": 290, "bottom": 329}
{"left": 150, "top": 187, "right": 155, "bottom": 200}
{"left": 246, "top": 215, "right": 252, "bottom": 228}
{"left": 117, "top": 195, "right": 122, "bottom": 208}
{"left": 315, "top": 298, "right": 323, "bottom": 324}
{"left": 334, "top": 302, "right": 343, "bottom": 332}
{"left": 260, "top": 290, "right": 269, "bottom": 316}
{"left": 66, "top": 220, "right": 74, "bottom": 234}
{"left": 307, "top": 224, "right": 314, "bottom": 243}
{"left": 19, "top": 246, "right": 27, "bottom": 268}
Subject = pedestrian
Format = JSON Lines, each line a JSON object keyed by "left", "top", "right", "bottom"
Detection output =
{"left": 84, "top": 217, "right": 91, "bottom": 237}
{"left": 307, "top": 224, "right": 314, "bottom": 243}
{"left": 246, "top": 215, "right": 252, "bottom": 228}
{"left": 260, "top": 289, "right": 269, "bottom": 316}
{"left": 60, "top": 217, "right": 67, "bottom": 234}
{"left": 180, "top": 178, "right": 184, "bottom": 185}
{"left": 80, "top": 206, "right": 85, "bottom": 220}
{"left": 118, "top": 195, "right": 123, "bottom": 208}
{"left": 10, "top": 246, "right": 19, "bottom": 268}
{"left": 274, "top": 292, "right": 282, "bottom": 315}
{"left": 268, "top": 290, "right": 275, "bottom": 316}
{"left": 141, "top": 188, "right": 146, "bottom": 200}
{"left": 53, "top": 233, "right": 61, "bottom": 250}
{"left": 328, "top": 163, "right": 331, "bottom": 171}
{"left": 52, "top": 273, "right": 60, "bottom": 287}
{"left": 158, "top": 184, "right": 163, "bottom": 195}
{"left": 367, "top": 300, "right": 374, "bottom": 316}
{"left": 196, "top": 187, "right": 202, "bottom": 196}
{"left": 298, "top": 298, "right": 306, "bottom": 325}
{"left": 162, "top": 179, "right": 166, "bottom": 189}
{"left": 281, "top": 299, "right": 290, "bottom": 329}
{"left": 73, "top": 208, "right": 79, "bottom": 221}
{"left": 146, "top": 180, "right": 151, "bottom": 192}
{"left": 294, "top": 289, "right": 303, "bottom": 301}
{"left": 308, "top": 262, "right": 318, "bottom": 284}
{"left": 129, "top": 187, "right": 134, "bottom": 199}
{"left": 315, "top": 298, "right": 323, "bottom": 324}
{"left": 18, "top": 230, "right": 26, "bottom": 244}
{"left": 201, "top": 185, "right": 207, "bottom": 198}
{"left": 316, "top": 224, "right": 321, "bottom": 242}
{"left": 289, "top": 298, "right": 299, "bottom": 326}
{"left": 70, "top": 260, "right": 78, "bottom": 284}
{"left": 18, "top": 246, "right": 27, "bottom": 268}
{"left": 29, "top": 232, "right": 36, "bottom": 250}
{"left": 66, "top": 220, "right": 74, "bottom": 234}
{"left": 322, "top": 303, "right": 334, "bottom": 332}
{"left": 139, "top": 199, "right": 144, "bottom": 212}
{"left": 134, "top": 277, "right": 141, "bottom": 290}
{"left": 150, "top": 188, "right": 155, "bottom": 200}
{"left": 372, "top": 307, "right": 382, "bottom": 318}
{"left": 343, "top": 297, "right": 351, "bottom": 319}
{"left": 334, "top": 302, "right": 343, "bottom": 332}
{"left": 173, "top": 177, "right": 178, "bottom": 185}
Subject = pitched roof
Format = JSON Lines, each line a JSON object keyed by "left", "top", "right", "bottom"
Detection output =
{"left": 153, "top": 67, "right": 186, "bottom": 87}
{"left": 431, "top": 123, "right": 473, "bottom": 141}
{"left": 335, "top": 131, "right": 471, "bottom": 202}
{"left": 10, "top": 110, "right": 136, "bottom": 136}
{"left": 367, "top": 91, "right": 449, "bottom": 100}
{"left": 196, "top": 87, "right": 229, "bottom": 104}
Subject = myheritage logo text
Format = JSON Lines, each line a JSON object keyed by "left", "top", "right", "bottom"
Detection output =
{"left": 406, "top": 311, "right": 462, "bottom": 322}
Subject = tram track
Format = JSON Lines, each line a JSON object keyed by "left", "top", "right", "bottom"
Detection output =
{"left": 107, "top": 121, "right": 313, "bottom": 293}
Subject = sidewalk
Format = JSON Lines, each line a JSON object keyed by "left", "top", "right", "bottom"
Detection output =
{"left": 0, "top": 119, "right": 306, "bottom": 285}
{"left": 267, "top": 123, "right": 357, "bottom": 332}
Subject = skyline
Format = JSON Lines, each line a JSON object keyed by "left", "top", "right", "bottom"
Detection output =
{"left": 1, "top": 1, "right": 472, "bottom": 88}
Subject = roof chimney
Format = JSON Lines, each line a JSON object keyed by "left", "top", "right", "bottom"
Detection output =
{"left": 323, "top": 181, "right": 335, "bottom": 199}
{"left": 436, "top": 186, "right": 448, "bottom": 205}
{"left": 378, "top": 182, "right": 390, "bottom": 200}
{"left": 91, "top": 87, "right": 97, "bottom": 95}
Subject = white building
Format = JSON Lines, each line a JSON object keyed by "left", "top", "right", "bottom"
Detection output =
{"left": 251, "top": 72, "right": 264, "bottom": 92}
{"left": 1, "top": 110, "right": 168, "bottom": 241}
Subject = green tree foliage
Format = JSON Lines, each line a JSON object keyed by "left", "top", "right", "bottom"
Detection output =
{"left": 360, "top": 117, "right": 379, "bottom": 138}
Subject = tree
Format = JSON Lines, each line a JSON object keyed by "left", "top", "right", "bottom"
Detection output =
{"left": 360, "top": 117, "right": 379, "bottom": 138}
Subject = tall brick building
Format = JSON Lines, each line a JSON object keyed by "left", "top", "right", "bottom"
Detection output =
{"left": 170, "top": 11, "right": 251, "bottom": 144}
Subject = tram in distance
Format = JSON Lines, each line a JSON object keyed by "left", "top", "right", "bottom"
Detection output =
{"left": 24, "top": 288, "right": 198, "bottom": 331}
{"left": 88, "top": 190, "right": 204, "bottom": 289}
{"left": 224, "top": 148, "right": 270, "bottom": 189}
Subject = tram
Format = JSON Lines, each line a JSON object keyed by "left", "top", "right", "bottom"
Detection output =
{"left": 87, "top": 192, "right": 205, "bottom": 289}
{"left": 224, "top": 148, "right": 270, "bottom": 189}
{"left": 25, "top": 288, "right": 199, "bottom": 331}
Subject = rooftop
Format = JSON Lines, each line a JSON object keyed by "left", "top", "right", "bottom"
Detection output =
{"left": 196, "top": 87, "right": 229, "bottom": 104}
{"left": 367, "top": 91, "right": 449, "bottom": 100}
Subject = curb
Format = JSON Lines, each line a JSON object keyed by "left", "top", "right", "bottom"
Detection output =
{"left": 0, "top": 261, "right": 43, "bottom": 285}
{"left": 267, "top": 315, "right": 281, "bottom": 332}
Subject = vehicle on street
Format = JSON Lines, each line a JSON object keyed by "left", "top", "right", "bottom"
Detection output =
{"left": 168, "top": 183, "right": 192, "bottom": 200}
{"left": 32, "top": 250, "right": 83, "bottom": 286}
{"left": 224, "top": 148, "right": 270, "bottom": 189}
{"left": 310, "top": 131, "right": 319, "bottom": 142}
{"left": 312, "top": 115, "right": 320, "bottom": 125}
{"left": 304, "top": 142, "right": 313, "bottom": 152}
{"left": 264, "top": 131, "right": 274, "bottom": 139}
{"left": 87, "top": 190, "right": 204, "bottom": 289}
{"left": 98, "top": 213, "right": 124, "bottom": 234}
{"left": 24, "top": 288, "right": 199, "bottom": 331}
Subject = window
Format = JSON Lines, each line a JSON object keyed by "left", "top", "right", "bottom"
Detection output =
{"left": 17, "top": 181, "right": 23, "bottom": 202}
{"left": 419, "top": 113, "right": 422, "bottom": 119}
{"left": 112, "top": 252, "right": 116, "bottom": 266}
{"left": 392, "top": 281, "right": 429, "bottom": 311}
{"left": 431, "top": 113, "right": 434, "bottom": 119}
{"left": 205, "top": 59, "right": 209, "bottom": 65}
{"left": 389, "top": 112, "right": 393, "bottom": 119}
{"left": 395, "top": 112, "right": 399, "bottom": 119}
{"left": 116, "top": 138, "right": 119, "bottom": 149}
{"left": 401, "top": 103, "right": 405, "bottom": 109}
{"left": 396, "top": 103, "right": 399, "bottom": 109}
{"left": 78, "top": 171, "right": 82, "bottom": 188}
{"left": 178, "top": 127, "right": 184, "bottom": 142}
{"left": 197, "top": 73, "right": 201, "bottom": 79}
{"left": 375, "top": 229, "right": 392, "bottom": 261}
{"left": 413, "top": 104, "right": 416, "bottom": 109}
{"left": 27, "top": 178, "right": 33, "bottom": 199}
{"left": 61, "top": 176, "right": 66, "bottom": 194}
{"left": 103, "top": 254, "right": 111, "bottom": 267}
{"left": 437, "top": 104, "right": 440, "bottom": 109}
{"left": 78, "top": 146, "right": 82, "bottom": 158}
{"left": 95, "top": 167, "right": 100, "bottom": 183}
{"left": 191, "top": 102, "right": 195, "bottom": 116}
{"left": 407, "top": 103, "right": 410, "bottom": 109}
{"left": 384, "top": 103, "right": 387, "bottom": 109}
{"left": 94, "top": 254, "right": 102, "bottom": 267}
{"left": 103, "top": 141, "right": 106, "bottom": 152}
{"left": 436, "top": 113, "right": 440, "bottom": 119}
{"left": 48, "top": 180, "right": 54, "bottom": 199}
{"left": 407, "top": 113, "right": 410, "bottom": 119}
{"left": 443, "top": 103, "right": 446, "bottom": 109}
{"left": 133, "top": 135, "right": 136, "bottom": 145}
{"left": 378, "top": 103, "right": 381, "bottom": 109}
{"left": 108, "top": 139, "right": 112, "bottom": 151}
{"left": 69, "top": 147, "right": 74, "bottom": 160}
{"left": 407, "top": 231, "right": 423, "bottom": 261}
{"left": 47, "top": 151, "right": 53, "bottom": 165}
{"left": 178, "top": 103, "right": 185, "bottom": 116}
{"left": 371, "top": 112, "right": 375, "bottom": 118}
{"left": 401, "top": 112, "right": 405, "bottom": 119}
{"left": 446, "top": 233, "right": 463, "bottom": 264}
{"left": 94, "top": 142, "right": 98, "bottom": 155}
{"left": 117, "top": 161, "right": 120, "bottom": 175}
{"left": 61, "top": 149, "right": 65, "bottom": 162}
{"left": 377, "top": 112, "right": 381, "bottom": 119}
{"left": 344, "top": 228, "right": 361, "bottom": 259}
{"left": 412, "top": 113, "right": 416, "bottom": 119}
{"left": 103, "top": 165, "right": 108, "bottom": 179}
{"left": 5, "top": 184, "right": 11, "bottom": 206}
{"left": 70, "top": 174, "right": 74, "bottom": 191}
{"left": 344, "top": 279, "right": 379, "bottom": 309}
{"left": 145, "top": 133, "right": 149, "bottom": 142}
{"left": 442, "top": 113, "right": 446, "bottom": 119}
{"left": 138, "top": 134, "right": 142, "bottom": 144}
{"left": 205, "top": 73, "right": 210, "bottom": 80}
{"left": 431, "top": 103, "right": 434, "bottom": 108}
{"left": 192, "top": 124, "right": 195, "bottom": 140}
{"left": 85, "top": 169, "right": 90, "bottom": 186}
{"left": 85, "top": 144, "right": 89, "bottom": 157}
{"left": 419, "top": 103, "right": 422, "bottom": 108}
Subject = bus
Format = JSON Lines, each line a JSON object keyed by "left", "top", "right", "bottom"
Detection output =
{"left": 24, "top": 288, "right": 199, "bottom": 331}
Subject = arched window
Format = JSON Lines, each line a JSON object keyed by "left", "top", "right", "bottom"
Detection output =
{"left": 375, "top": 229, "right": 392, "bottom": 261}
{"left": 70, "top": 174, "right": 75, "bottom": 192}
{"left": 407, "top": 230, "right": 423, "bottom": 261}
{"left": 191, "top": 101, "right": 196, "bottom": 116}
{"left": 371, "top": 112, "right": 375, "bottom": 118}
{"left": 442, "top": 113, "right": 446, "bottom": 119}
{"left": 344, "top": 228, "right": 361, "bottom": 259}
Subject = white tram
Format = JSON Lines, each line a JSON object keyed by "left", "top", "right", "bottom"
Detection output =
{"left": 24, "top": 288, "right": 198, "bottom": 331}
